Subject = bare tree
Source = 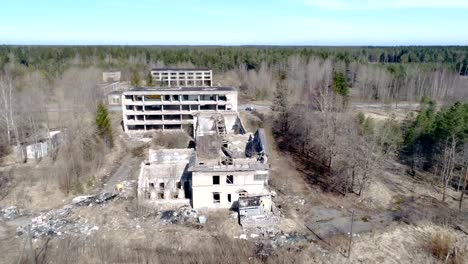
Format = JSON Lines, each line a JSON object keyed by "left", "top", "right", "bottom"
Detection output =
{"left": 0, "top": 74, "right": 20, "bottom": 147}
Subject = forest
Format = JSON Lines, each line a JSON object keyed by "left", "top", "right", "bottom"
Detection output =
{"left": 1, "top": 45, "right": 468, "bottom": 75}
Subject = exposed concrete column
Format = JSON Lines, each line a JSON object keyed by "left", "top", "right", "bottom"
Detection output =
{"left": 164, "top": 189, "right": 171, "bottom": 200}
{"left": 150, "top": 190, "right": 157, "bottom": 200}
{"left": 178, "top": 188, "right": 185, "bottom": 199}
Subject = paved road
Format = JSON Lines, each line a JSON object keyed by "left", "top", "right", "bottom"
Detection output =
{"left": 239, "top": 104, "right": 271, "bottom": 112}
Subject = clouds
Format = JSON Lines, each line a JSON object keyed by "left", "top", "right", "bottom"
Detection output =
{"left": 302, "top": 0, "right": 468, "bottom": 10}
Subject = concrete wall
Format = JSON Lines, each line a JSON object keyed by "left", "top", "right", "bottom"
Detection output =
{"left": 191, "top": 170, "right": 268, "bottom": 209}
{"left": 225, "top": 93, "right": 238, "bottom": 111}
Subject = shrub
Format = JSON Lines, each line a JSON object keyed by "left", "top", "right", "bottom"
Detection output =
{"left": 425, "top": 232, "right": 454, "bottom": 261}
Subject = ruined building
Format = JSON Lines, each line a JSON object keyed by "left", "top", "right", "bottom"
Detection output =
{"left": 121, "top": 87, "right": 238, "bottom": 133}
{"left": 150, "top": 68, "right": 212, "bottom": 87}
{"left": 189, "top": 118, "right": 270, "bottom": 209}
{"left": 137, "top": 148, "right": 193, "bottom": 207}
{"left": 130, "top": 68, "right": 271, "bottom": 211}
{"left": 137, "top": 128, "right": 270, "bottom": 210}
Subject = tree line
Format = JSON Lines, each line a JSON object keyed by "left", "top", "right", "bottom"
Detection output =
{"left": 1, "top": 46, "right": 467, "bottom": 76}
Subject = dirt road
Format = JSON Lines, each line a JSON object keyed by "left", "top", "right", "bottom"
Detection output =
{"left": 103, "top": 154, "right": 140, "bottom": 193}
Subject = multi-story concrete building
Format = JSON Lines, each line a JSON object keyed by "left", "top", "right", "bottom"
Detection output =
{"left": 121, "top": 87, "right": 238, "bottom": 133}
{"left": 151, "top": 68, "right": 213, "bottom": 87}
{"left": 189, "top": 129, "right": 270, "bottom": 209}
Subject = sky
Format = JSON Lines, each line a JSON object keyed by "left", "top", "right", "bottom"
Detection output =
{"left": 0, "top": 0, "right": 467, "bottom": 45}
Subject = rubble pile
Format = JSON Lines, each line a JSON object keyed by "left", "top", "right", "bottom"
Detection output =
{"left": 16, "top": 192, "right": 116, "bottom": 238}
{"left": 158, "top": 206, "right": 200, "bottom": 225}
{"left": 72, "top": 192, "right": 117, "bottom": 206}
{"left": 237, "top": 228, "right": 312, "bottom": 257}
{"left": 1, "top": 205, "right": 19, "bottom": 220}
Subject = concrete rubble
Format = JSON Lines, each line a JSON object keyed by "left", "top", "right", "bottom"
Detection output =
{"left": 1, "top": 206, "right": 19, "bottom": 220}
{"left": 72, "top": 192, "right": 117, "bottom": 206}
{"left": 235, "top": 228, "right": 312, "bottom": 258}
{"left": 158, "top": 206, "right": 200, "bottom": 226}
{"left": 16, "top": 192, "right": 117, "bottom": 238}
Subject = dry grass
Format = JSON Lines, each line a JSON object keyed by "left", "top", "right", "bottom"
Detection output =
{"left": 426, "top": 232, "right": 455, "bottom": 261}
{"left": 28, "top": 233, "right": 250, "bottom": 264}
{"left": 425, "top": 231, "right": 465, "bottom": 264}
{"left": 325, "top": 224, "right": 468, "bottom": 264}
{"left": 151, "top": 131, "right": 192, "bottom": 149}
{"left": 26, "top": 231, "right": 311, "bottom": 264}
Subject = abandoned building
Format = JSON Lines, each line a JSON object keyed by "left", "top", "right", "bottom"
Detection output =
{"left": 137, "top": 148, "right": 193, "bottom": 207}
{"left": 121, "top": 86, "right": 238, "bottom": 133}
{"left": 21, "top": 130, "right": 63, "bottom": 161}
{"left": 106, "top": 90, "right": 122, "bottom": 106}
{"left": 150, "top": 68, "right": 213, "bottom": 87}
{"left": 132, "top": 68, "right": 272, "bottom": 213}
{"left": 102, "top": 71, "right": 121, "bottom": 83}
{"left": 189, "top": 127, "right": 270, "bottom": 209}
{"left": 137, "top": 128, "right": 270, "bottom": 210}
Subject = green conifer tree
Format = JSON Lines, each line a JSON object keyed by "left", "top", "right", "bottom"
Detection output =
{"left": 96, "top": 103, "right": 113, "bottom": 148}
{"left": 130, "top": 71, "right": 140, "bottom": 87}
{"left": 146, "top": 72, "right": 154, "bottom": 86}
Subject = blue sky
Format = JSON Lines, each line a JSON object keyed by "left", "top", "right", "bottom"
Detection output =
{"left": 1, "top": 0, "right": 467, "bottom": 45}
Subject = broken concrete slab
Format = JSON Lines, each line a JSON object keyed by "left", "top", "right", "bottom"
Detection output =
{"left": 1, "top": 206, "right": 19, "bottom": 221}
{"left": 72, "top": 195, "right": 95, "bottom": 206}
{"left": 72, "top": 192, "right": 117, "bottom": 206}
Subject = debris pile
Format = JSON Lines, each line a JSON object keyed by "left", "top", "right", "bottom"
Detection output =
{"left": 158, "top": 206, "right": 200, "bottom": 225}
{"left": 72, "top": 192, "right": 117, "bottom": 206}
{"left": 236, "top": 229, "right": 312, "bottom": 257}
{"left": 16, "top": 205, "right": 101, "bottom": 238}
{"left": 16, "top": 192, "right": 115, "bottom": 238}
{"left": 1, "top": 206, "right": 19, "bottom": 220}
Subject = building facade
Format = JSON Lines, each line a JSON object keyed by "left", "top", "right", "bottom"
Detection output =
{"left": 190, "top": 164, "right": 269, "bottom": 209}
{"left": 151, "top": 68, "right": 213, "bottom": 87}
{"left": 121, "top": 87, "right": 238, "bottom": 133}
{"left": 102, "top": 71, "right": 121, "bottom": 83}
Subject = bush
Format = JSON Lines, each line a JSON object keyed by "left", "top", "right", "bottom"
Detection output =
{"left": 425, "top": 232, "right": 454, "bottom": 261}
